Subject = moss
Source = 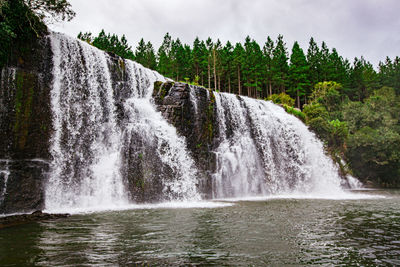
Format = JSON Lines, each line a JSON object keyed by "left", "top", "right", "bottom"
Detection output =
{"left": 154, "top": 81, "right": 163, "bottom": 92}
{"left": 136, "top": 178, "right": 145, "bottom": 190}
{"left": 153, "top": 81, "right": 174, "bottom": 100}
{"left": 118, "top": 58, "right": 125, "bottom": 71}
{"left": 201, "top": 90, "right": 215, "bottom": 142}
{"left": 13, "top": 71, "right": 35, "bottom": 149}
{"left": 283, "top": 104, "right": 306, "bottom": 122}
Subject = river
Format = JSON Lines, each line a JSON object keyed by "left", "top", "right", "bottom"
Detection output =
{"left": 0, "top": 190, "right": 399, "bottom": 266}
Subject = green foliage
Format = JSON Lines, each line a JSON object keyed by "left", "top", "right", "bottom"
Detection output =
{"left": 327, "top": 119, "right": 348, "bottom": 148}
{"left": 283, "top": 104, "right": 306, "bottom": 122}
{"left": 1, "top": 0, "right": 74, "bottom": 68}
{"left": 347, "top": 127, "right": 400, "bottom": 186}
{"left": 134, "top": 38, "right": 156, "bottom": 69}
{"left": 1, "top": 0, "right": 45, "bottom": 67}
{"left": 288, "top": 41, "right": 310, "bottom": 108}
{"left": 79, "top": 30, "right": 135, "bottom": 60}
{"left": 310, "top": 81, "right": 347, "bottom": 117}
{"left": 304, "top": 85, "right": 400, "bottom": 186}
{"left": 23, "top": 0, "right": 75, "bottom": 23}
{"left": 303, "top": 103, "right": 329, "bottom": 121}
{"left": 307, "top": 117, "right": 331, "bottom": 141}
{"left": 267, "top": 92, "right": 295, "bottom": 107}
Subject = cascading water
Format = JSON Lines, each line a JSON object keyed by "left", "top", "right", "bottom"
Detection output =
{"left": 120, "top": 60, "right": 200, "bottom": 201}
{"left": 0, "top": 160, "right": 10, "bottom": 204}
{"left": 45, "top": 33, "right": 200, "bottom": 212}
{"left": 212, "top": 92, "right": 350, "bottom": 198}
{"left": 212, "top": 93, "right": 266, "bottom": 198}
{"left": 46, "top": 33, "right": 128, "bottom": 211}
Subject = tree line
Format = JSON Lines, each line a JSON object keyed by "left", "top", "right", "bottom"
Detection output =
{"left": 79, "top": 31, "right": 400, "bottom": 110}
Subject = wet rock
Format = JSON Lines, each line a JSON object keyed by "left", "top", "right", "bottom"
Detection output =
{"left": 0, "top": 210, "right": 70, "bottom": 229}
{"left": 153, "top": 82, "right": 218, "bottom": 198}
{"left": 0, "top": 35, "right": 53, "bottom": 213}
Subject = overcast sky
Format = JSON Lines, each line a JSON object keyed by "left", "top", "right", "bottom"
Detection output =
{"left": 50, "top": 0, "right": 400, "bottom": 66}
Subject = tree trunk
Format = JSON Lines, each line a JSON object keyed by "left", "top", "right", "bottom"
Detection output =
{"left": 208, "top": 61, "right": 211, "bottom": 89}
{"left": 269, "top": 81, "right": 272, "bottom": 96}
{"left": 213, "top": 49, "right": 217, "bottom": 90}
{"left": 228, "top": 75, "right": 231, "bottom": 93}
{"left": 238, "top": 66, "right": 241, "bottom": 95}
{"left": 297, "top": 89, "right": 300, "bottom": 109}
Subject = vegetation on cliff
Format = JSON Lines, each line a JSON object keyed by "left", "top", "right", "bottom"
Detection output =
{"left": 0, "top": 0, "right": 74, "bottom": 68}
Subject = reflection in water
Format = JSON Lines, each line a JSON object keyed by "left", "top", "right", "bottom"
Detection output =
{"left": 0, "top": 190, "right": 400, "bottom": 266}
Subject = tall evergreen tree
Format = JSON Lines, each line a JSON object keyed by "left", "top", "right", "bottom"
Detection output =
{"left": 307, "top": 37, "right": 321, "bottom": 86}
{"left": 271, "top": 34, "right": 289, "bottom": 93}
{"left": 232, "top": 43, "right": 245, "bottom": 95}
{"left": 288, "top": 41, "right": 310, "bottom": 108}
{"left": 243, "top": 36, "right": 264, "bottom": 97}
{"left": 205, "top": 37, "right": 213, "bottom": 89}
{"left": 221, "top": 41, "right": 234, "bottom": 93}
{"left": 263, "top": 36, "right": 274, "bottom": 96}
{"left": 135, "top": 38, "right": 147, "bottom": 66}
{"left": 157, "top": 32, "right": 173, "bottom": 78}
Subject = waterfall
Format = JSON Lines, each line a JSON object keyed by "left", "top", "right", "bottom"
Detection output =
{"left": 212, "top": 92, "right": 347, "bottom": 198}
{"left": 46, "top": 33, "right": 128, "bottom": 211}
{"left": 120, "top": 60, "right": 200, "bottom": 201}
{"left": 46, "top": 33, "right": 200, "bottom": 212}
{"left": 0, "top": 160, "right": 10, "bottom": 204}
{"left": 212, "top": 93, "right": 266, "bottom": 198}
{"left": 44, "top": 32, "right": 356, "bottom": 213}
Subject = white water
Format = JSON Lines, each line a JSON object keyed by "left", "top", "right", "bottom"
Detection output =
{"left": 45, "top": 33, "right": 200, "bottom": 213}
{"left": 212, "top": 92, "right": 358, "bottom": 198}
{"left": 0, "top": 160, "right": 10, "bottom": 204}
{"left": 212, "top": 93, "right": 266, "bottom": 198}
{"left": 122, "top": 60, "right": 200, "bottom": 201}
{"left": 46, "top": 33, "right": 128, "bottom": 212}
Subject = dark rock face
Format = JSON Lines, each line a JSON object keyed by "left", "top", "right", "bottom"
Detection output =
{"left": 153, "top": 82, "right": 218, "bottom": 198}
{"left": 0, "top": 160, "right": 49, "bottom": 214}
{"left": 120, "top": 129, "right": 169, "bottom": 203}
{"left": 0, "top": 36, "right": 53, "bottom": 214}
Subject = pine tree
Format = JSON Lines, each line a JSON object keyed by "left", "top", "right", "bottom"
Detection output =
{"left": 243, "top": 36, "right": 264, "bottom": 97}
{"left": 347, "top": 57, "right": 378, "bottom": 101}
{"left": 221, "top": 41, "right": 234, "bottom": 93}
{"left": 263, "top": 36, "right": 274, "bottom": 97}
{"left": 271, "top": 34, "right": 289, "bottom": 93}
{"left": 325, "top": 48, "right": 347, "bottom": 84}
{"left": 135, "top": 38, "right": 147, "bottom": 67}
{"left": 288, "top": 41, "right": 310, "bottom": 108}
{"left": 319, "top": 41, "right": 330, "bottom": 81}
{"left": 233, "top": 43, "right": 245, "bottom": 95}
{"left": 157, "top": 33, "right": 173, "bottom": 78}
{"left": 307, "top": 37, "right": 321, "bottom": 86}
{"left": 205, "top": 37, "right": 213, "bottom": 89}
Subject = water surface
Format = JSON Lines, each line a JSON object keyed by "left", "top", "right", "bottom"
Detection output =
{"left": 1, "top": 190, "right": 399, "bottom": 266}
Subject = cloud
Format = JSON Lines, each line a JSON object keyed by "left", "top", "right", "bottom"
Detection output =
{"left": 50, "top": 0, "right": 400, "bottom": 66}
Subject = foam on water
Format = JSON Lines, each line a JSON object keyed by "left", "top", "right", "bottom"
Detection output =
{"left": 216, "top": 192, "right": 386, "bottom": 202}
{"left": 43, "top": 201, "right": 234, "bottom": 215}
